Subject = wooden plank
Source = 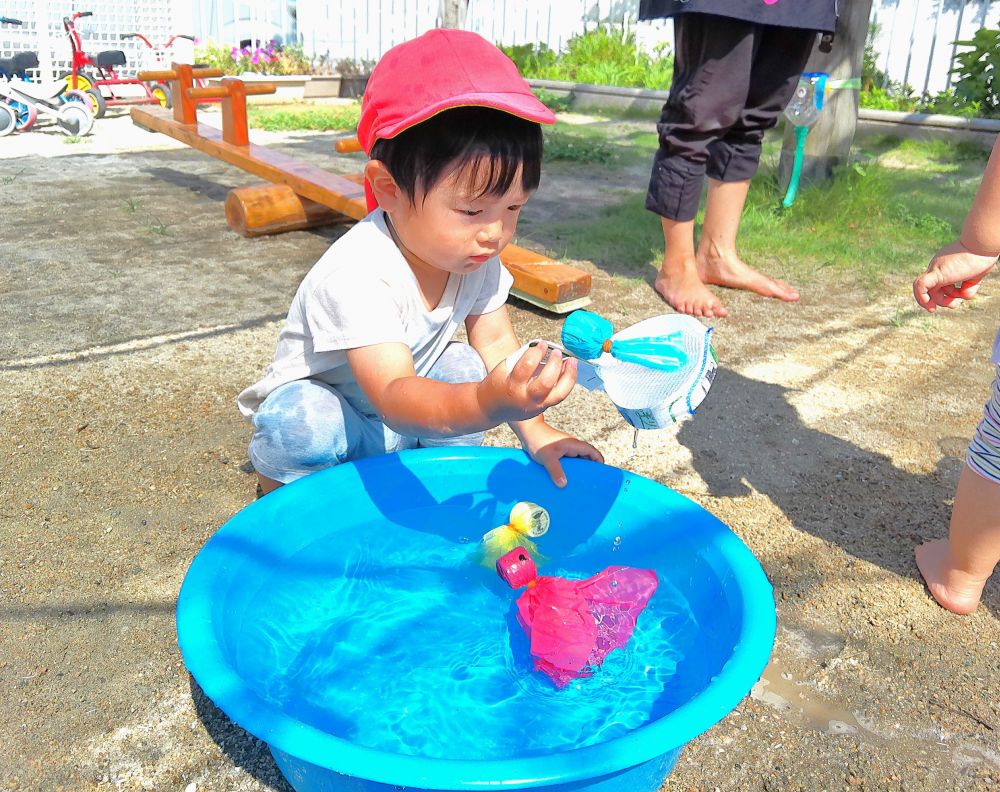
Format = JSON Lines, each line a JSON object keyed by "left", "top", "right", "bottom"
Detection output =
{"left": 132, "top": 106, "right": 591, "bottom": 307}
{"left": 132, "top": 107, "right": 367, "bottom": 220}
{"left": 225, "top": 184, "right": 345, "bottom": 237}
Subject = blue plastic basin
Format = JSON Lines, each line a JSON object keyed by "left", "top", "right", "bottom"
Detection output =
{"left": 177, "top": 447, "right": 775, "bottom": 791}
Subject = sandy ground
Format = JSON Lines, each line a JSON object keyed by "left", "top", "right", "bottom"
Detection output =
{"left": 1, "top": 111, "right": 998, "bottom": 792}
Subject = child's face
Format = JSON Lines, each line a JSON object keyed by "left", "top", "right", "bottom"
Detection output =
{"left": 391, "top": 161, "right": 533, "bottom": 275}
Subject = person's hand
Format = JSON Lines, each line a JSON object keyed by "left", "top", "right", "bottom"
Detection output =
{"left": 477, "top": 343, "right": 578, "bottom": 424}
{"left": 913, "top": 240, "right": 997, "bottom": 312}
{"left": 519, "top": 421, "right": 604, "bottom": 488}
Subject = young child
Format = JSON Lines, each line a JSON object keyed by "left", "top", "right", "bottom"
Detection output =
{"left": 237, "top": 29, "right": 603, "bottom": 496}
{"left": 912, "top": 135, "right": 1000, "bottom": 615}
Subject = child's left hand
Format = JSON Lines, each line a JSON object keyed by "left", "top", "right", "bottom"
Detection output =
{"left": 518, "top": 421, "right": 603, "bottom": 488}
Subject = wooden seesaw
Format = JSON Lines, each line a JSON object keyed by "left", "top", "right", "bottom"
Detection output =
{"left": 130, "top": 63, "right": 592, "bottom": 313}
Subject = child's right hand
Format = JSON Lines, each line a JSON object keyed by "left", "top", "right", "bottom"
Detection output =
{"left": 913, "top": 240, "right": 997, "bottom": 312}
{"left": 477, "top": 342, "right": 578, "bottom": 423}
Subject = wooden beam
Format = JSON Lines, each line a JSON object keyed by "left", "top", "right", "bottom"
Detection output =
{"left": 334, "top": 137, "right": 364, "bottom": 153}
{"left": 132, "top": 106, "right": 367, "bottom": 219}
{"left": 131, "top": 107, "right": 591, "bottom": 310}
{"left": 225, "top": 184, "right": 345, "bottom": 236}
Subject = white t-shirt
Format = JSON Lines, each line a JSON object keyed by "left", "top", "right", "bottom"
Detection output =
{"left": 237, "top": 209, "right": 513, "bottom": 419}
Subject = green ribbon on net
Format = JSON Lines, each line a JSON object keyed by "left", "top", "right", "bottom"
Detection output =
{"left": 827, "top": 77, "right": 862, "bottom": 90}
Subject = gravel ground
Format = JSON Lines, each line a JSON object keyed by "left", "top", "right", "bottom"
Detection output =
{"left": 1, "top": 111, "right": 998, "bottom": 792}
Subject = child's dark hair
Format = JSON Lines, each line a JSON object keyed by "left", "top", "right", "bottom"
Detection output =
{"left": 370, "top": 106, "right": 542, "bottom": 204}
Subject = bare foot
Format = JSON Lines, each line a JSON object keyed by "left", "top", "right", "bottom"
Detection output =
{"left": 654, "top": 265, "right": 729, "bottom": 318}
{"left": 914, "top": 539, "right": 987, "bottom": 615}
{"left": 696, "top": 250, "right": 800, "bottom": 303}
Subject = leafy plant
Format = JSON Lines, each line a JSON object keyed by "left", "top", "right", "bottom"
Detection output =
{"left": 195, "top": 39, "right": 313, "bottom": 75}
{"left": 1, "top": 166, "right": 25, "bottom": 185}
{"left": 334, "top": 57, "right": 375, "bottom": 76}
{"left": 532, "top": 87, "right": 572, "bottom": 113}
{"left": 859, "top": 85, "right": 918, "bottom": 112}
{"left": 500, "top": 26, "right": 672, "bottom": 90}
{"left": 922, "top": 88, "right": 981, "bottom": 118}
{"left": 502, "top": 43, "right": 558, "bottom": 76}
{"left": 859, "top": 22, "right": 984, "bottom": 118}
{"left": 863, "top": 22, "right": 891, "bottom": 91}
{"left": 949, "top": 27, "right": 1000, "bottom": 118}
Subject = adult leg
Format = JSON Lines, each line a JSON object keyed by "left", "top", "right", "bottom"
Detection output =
{"left": 249, "top": 378, "right": 401, "bottom": 495}
{"left": 699, "top": 25, "right": 816, "bottom": 302}
{"left": 646, "top": 14, "right": 754, "bottom": 317}
{"left": 416, "top": 342, "right": 488, "bottom": 448}
{"left": 916, "top": 368, "right": 1000, "bottom": 614}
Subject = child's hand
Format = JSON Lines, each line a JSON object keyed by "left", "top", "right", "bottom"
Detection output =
{"left": 520, "top": 422, "right": 604, "bottom": 488}
{"left": 913, "top": 241, "right": 997, "bottom": 312}
{"left": 477, "top": 343, "right": 578, "bottom": 424}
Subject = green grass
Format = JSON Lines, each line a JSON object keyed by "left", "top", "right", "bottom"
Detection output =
{"left": 235, "top": 101, "right": 985, "bottom": 293}
{"left": 858, "top": 135, "right": 990, "bottom": 172}
{"left": 543, "top": 126, "right": 619, "bottom": 163}
{"left": 247, "top": 103, "right": 361, "bottom": 132}
{"left": 537, "top": 135, "right": 985, "bottom": 291}
{"left": 1, "top": 167, "right": 25, "bottom": 185}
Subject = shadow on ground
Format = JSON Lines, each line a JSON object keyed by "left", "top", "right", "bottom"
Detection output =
{"left": 191, "top": 675, "right": 293, "bottom": 792}
{"left": 677, "top": 367, "right": 998, "bottom": 617}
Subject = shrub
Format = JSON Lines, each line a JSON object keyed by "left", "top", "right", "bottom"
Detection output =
{"left": 334, "top": 57, "right": 376, "bottom": 76}
{"left": 859, "top": 22, "right": 985, "bottom": 118}
{"left": 950, "top": 27, "right": 1000, "bottom": 118}
{"left": 500, "top": 25, "right": 672, "bottom": 90}
{"left": 532, "top": 87, "right": 572, "bottom": 113}
{"left": 195, "top": 38, "right": 314, "bottom": 75}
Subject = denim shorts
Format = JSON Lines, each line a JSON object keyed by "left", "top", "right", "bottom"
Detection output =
{"left": 248, "top": 342, "right": 487, "bottom": 483}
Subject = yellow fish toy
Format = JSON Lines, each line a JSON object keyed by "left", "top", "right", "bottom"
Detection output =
{"left": 480, "top": 501, "right": 550, "bottom": 568}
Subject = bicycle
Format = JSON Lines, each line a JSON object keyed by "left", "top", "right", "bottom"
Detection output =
{"left": 60, "top": 10, "right": 171, "bottom": 118}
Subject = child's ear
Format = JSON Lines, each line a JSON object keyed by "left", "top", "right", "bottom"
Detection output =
{"left": 365, "top": 160, "right": 402, "bottom": 211}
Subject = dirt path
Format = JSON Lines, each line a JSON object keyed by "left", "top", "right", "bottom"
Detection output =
{"left": 1, "top": 114, "right": 998, "bottom": 792}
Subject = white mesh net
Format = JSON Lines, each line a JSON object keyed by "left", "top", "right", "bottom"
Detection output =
{"left": 588, "top": 315, "right": 716, "bottom": 429}
{"left": 507, "top": 315, "right": 717, "bottom": 430}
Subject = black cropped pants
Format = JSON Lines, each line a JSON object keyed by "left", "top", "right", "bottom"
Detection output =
{"left": 646, "top": 13, "right": 816, "bottom": 222}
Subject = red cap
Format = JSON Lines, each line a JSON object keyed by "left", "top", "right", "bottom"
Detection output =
{"left": 357, "top": 28, "right": 556, "bottom": 211}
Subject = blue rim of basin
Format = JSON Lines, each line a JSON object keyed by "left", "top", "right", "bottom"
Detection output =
{"left": 177, "top": 447, "right": 776, "bottom": 790}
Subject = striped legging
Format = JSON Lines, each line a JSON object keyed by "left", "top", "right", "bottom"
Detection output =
{"left": 968, "top": 365, "right": 1000, "bottom": 484}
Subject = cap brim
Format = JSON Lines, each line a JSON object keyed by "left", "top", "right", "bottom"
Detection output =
{"left": 374, "top": 91, "right": 557, "bottom": 144}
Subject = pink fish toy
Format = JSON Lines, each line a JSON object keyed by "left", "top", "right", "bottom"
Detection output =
{"left": 497, "top": 546, "right": 658, "bottom": 688}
